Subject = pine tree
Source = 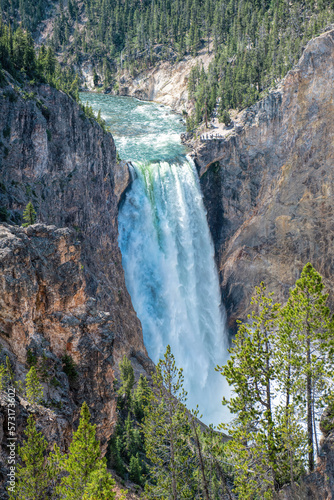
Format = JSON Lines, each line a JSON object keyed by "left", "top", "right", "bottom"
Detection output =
{"left": 132, "top": 373, "right": 150, "bottom": 421}
{"left": 129, "top": 452, "right": 142, "bottom": 485}
{"left": 8, "top": 415, "right": 49, "bottom": 500}
{"left": 278, "top": 263, "right": 334, "bottom": 471}
{"left": 6, "top": 356, "right": 14, "bottom": 384}
{"left": 109, "top": 434, "right": 125, "bottom": 477}
{"left": 0, "top": 356, "right": 13, "bottom": 391}
{"left": 82, "top": 462, "right": 122, "bottom": 500}
{"left": 218, "top": 283, "right": 281, "bottom": 498}
{"left": 189, "top": 407, "right": 210, "bottom": 500}
{"left": 118, "top": 355, "right": 135, "bottom": 405}
{"left": 25, "top": 366, "right": 43, "bottom": 406}
{"left": 53, "top": 402, "right": 116, "bottom": 499}
{"left": 143, "top": 345, "right": 194, "bottom": 499}
{"left": 22, "top": 201, "right": 36, "bottom": 227}
{"left": 123, "top": 412, "right": 135, "bottom": 459}
{"left": 0, "top": 363, "right": 6, "bottom": 391}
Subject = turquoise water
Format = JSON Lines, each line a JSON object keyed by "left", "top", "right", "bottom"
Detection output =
{"left": 80, "top": 93, "right": 187, "bottom": 162}
{"left": 80, "top": 93, "right": 229, "bottom": 425}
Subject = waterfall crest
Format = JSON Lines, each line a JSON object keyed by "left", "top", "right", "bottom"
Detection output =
{"left": 118, "top": 158, "right": 229, "bottom": 424}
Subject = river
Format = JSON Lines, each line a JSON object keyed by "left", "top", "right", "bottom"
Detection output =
{"left": 80, "top": 93, "right": 230, "bottom": 425}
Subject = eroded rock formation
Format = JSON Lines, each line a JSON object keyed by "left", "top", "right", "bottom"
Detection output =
{"left": 189, "top": 29, "right": 334, "bottom": 333}
{"left": 0, "top": 81, "right": 147, "bottom": 364}
{"left": 0, "top": 222, "right": 119, "bottom": 446}
{"left": 0, "top": 81, "right": 152, "bottom": 493}
{"left": 110, "top": 48, "right": 213, "bottom": 114}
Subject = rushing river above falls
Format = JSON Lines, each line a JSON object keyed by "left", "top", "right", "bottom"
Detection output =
{"left": 80, "top": 93, "right": 230, "bottom": 425}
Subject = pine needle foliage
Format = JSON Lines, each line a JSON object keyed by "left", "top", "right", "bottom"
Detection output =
{"left": 0, "top": 15, "right": 80, "bottom": 100}
{"left": 108, "top": 358, "right": 149, "bottom": 486}
{"left": 22, "top": 201, "right": 36, "bottom": 227}
{"left": 118, "top": 355, "right": 135, "bottom": 403}
{"left": 51, "top": 402, "right": 120, "bottom": 499}
{"left": 219, "top": 264, "right": 334, "bottom": 498}
{"left": 143, "top": 345, "right": 194, "bottom": 499}
{"left": 0, "top": 355, "right": 13, "bottom": 391}
{"left": 25, "top": 366, "right": 43, "bottom": 406}
{"left": 5, "top": 0, "right": 332, "bottom": 130}
{"left": 277, "top": 263, "right": 334, "bottom": 472}
{"left": 219, "top": 283, "right": 283, "bottom": 499}
{"left": 9, "top": 414, "right": 50, "bottom": 500}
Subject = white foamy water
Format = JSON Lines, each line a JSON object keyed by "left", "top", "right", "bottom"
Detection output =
{"left": 118, "top": 159, "right": 230, "bottom": 424}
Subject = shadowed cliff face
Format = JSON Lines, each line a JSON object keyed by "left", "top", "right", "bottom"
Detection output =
{"left": 0, "top": 83, "right": 151, "bottom": 468}
{"left": 191, "top": 29, "right": 334, "bottom": 333}
{"left": 0, "top": 82, "right": 146, "bottom": 363}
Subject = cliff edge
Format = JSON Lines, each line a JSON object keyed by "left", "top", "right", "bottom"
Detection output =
{"left": 189, "top": 29, "right": 334, "bottom": 332}
{"left": 0, "top": 80, "right": 152, "bottom": 494}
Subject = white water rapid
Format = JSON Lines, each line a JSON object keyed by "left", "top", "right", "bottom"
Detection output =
{"left": 118, "top": 158, "right": 229, "bottom": 425}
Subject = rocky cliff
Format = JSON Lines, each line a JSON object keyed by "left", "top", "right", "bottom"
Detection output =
{"left": 188, "top": 28, "right": 334, "bottom": 333}
{"left": 0, "top": 80, "right": 147, "bottom": 363}
{"left": 0, "top": 78, "right": 151, "bottom": 489}
{"left": 113, "top": 47, "right": 213, "bottom": 114}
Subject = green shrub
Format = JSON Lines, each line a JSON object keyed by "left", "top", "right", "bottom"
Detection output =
{"left": 62, "top": 353, "right": 78, "bottom": 381}
{"left": 50, "top": 376, "right": 61, "bottom": 388}
{"left": 26, "top": 348, "right": 38, "bottom": 367}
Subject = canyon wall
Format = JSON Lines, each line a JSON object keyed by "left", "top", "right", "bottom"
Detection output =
{"left": 0, "top": 80, "right": 146, "bottom": 364}
{"left": 0, "top": 80, "right": 151, "bottom": 484}
{"left": 189, "top": 29, "right": 334, "bottom": 333}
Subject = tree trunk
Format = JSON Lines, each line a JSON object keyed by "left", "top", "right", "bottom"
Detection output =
{"left": 306, "top": 336, "right": 314, "bottom": 471}
{"left": 191, "top": 418, "right": 210, "bottom": 500}
{"left": 312, "top": 381, "right": 320, "bottom": 459}
{"left": 168, "top": 378, "right": 177, "bottom": 500}
{"left": 265, "top": 334, "right": 278, "bottom": 490}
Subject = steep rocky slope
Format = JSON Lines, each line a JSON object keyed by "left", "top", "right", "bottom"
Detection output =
{"left": 0, "top": 79, "right": 151, "bottom": 489}
{"left": 0, "top": 223, "right": 117, "bottom": 448}
{"left": 188, "top": 28, "right": 334, "bottom": 332}
{"left": 0, "top": 80, "right": 146, "bottom": 363}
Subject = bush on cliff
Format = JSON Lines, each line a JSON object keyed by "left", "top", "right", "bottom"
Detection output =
{"left": 22, "top": 201, "right": 36, "bottom": 227}
{"left": 25, "top": 366, "right": 44, "bottom": 406}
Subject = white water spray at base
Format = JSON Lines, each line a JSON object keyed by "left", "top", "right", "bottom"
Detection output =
{"left": 118, "top": 158, "right": 230, "bottom": 425}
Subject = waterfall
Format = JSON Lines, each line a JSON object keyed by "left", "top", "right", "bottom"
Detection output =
{"left": 118, "top": 157, "right": 230, "bottom": 424}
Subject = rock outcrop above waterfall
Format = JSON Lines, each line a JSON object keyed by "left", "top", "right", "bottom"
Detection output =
{"left": 0, "top": 81, "right": 145, "bottom": 359}
{"left": 0, "top": 80, "right": 151, "bottom": 491}
{"left": 187, "top": 28, "right": 334, "bottom": 333}
{"left": 110, "top": 48, "right": 213, "bottom": 114}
